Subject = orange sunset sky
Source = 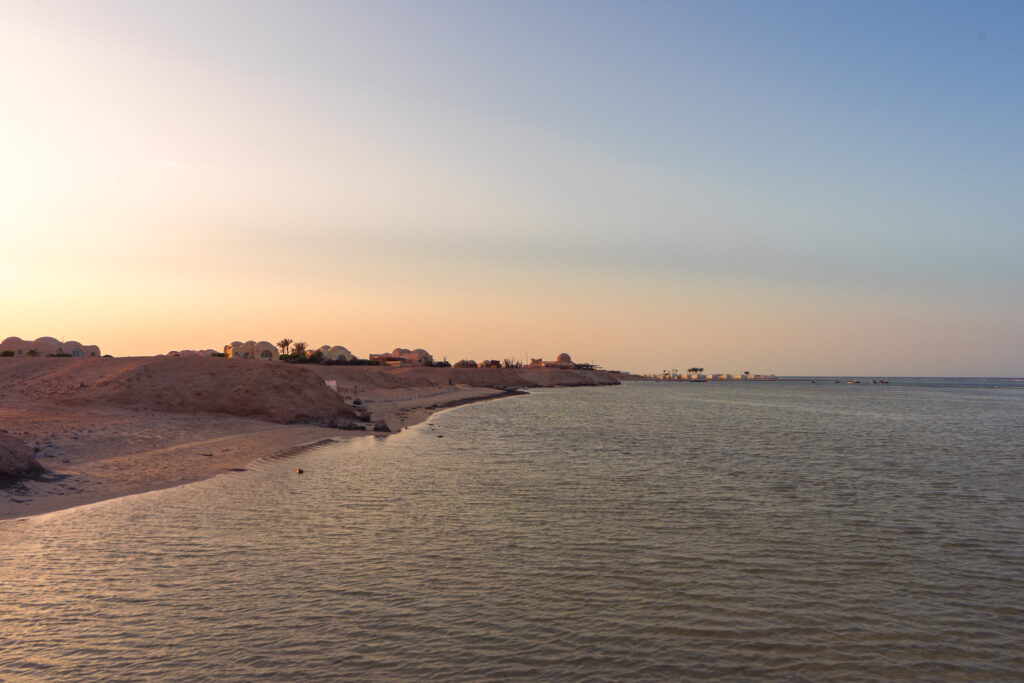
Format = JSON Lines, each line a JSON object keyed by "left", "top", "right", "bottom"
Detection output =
{"left": 3, "top": 1, "right": 1021, "bottom": 376}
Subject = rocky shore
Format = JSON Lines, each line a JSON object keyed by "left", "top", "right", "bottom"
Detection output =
{"left": 0, "top": 432, "right": 43, "bottom": 480}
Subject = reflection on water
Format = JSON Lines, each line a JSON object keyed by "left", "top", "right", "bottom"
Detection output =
{"left": 1, "top": 381, "right": 1022, "bottom": 680}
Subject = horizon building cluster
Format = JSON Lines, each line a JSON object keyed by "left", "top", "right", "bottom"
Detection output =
{"left": 0, "top": 336, "right": 100, "bottom": 358}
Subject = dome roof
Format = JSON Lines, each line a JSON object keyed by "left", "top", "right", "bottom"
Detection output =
{"left": 556, "top": 352, "right": 573, "bottom": 364}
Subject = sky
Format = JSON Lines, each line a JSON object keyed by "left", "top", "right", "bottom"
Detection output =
{"left": 2, "top": 0, "right": 1022, "bottom": 376}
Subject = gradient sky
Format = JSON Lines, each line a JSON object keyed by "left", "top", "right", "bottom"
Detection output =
{"left": 2, "top": 0, "right": 1022, "bottom": 375}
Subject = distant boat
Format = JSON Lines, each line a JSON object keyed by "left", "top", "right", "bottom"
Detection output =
{"left": 689, "top": 378, "right": 709, "bottom": 383}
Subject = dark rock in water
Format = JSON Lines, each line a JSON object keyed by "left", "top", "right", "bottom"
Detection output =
{"left": 329, "top": 416, "right": 364, "bottom": 429}
{"left": 373, "top": 421, "right": 392, "bottom": 433}
{"left": 0, "top": 433, "right": 45, "bottom": 480}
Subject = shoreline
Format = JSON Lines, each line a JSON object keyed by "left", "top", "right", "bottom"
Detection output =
{"left": 0, "top": 357, "right": 618, "bottom": 523}
{"left": 0, "top": 386, "right": 522, "bottom": 524}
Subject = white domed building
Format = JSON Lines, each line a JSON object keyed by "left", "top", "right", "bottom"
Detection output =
{"left": 163, "top": 349, "right": 217, "bottom": 357}
{"left": 224, "top": 340, "right": 279, "bottom": 360}
{"left": 528, "top": 352, "right": 577, "bottom": 369}
{"left": 0, "top": 336, "right": 101, "bottom": 357}
{"left": 318, "top": 345, "right": 356, "bottom": 362}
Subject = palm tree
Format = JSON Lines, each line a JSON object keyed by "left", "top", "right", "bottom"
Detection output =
{"left": 292, "top": 341, "right": 308, "bottom": 358}
{"left": 277, "top": 338, "right": 292, "bottom": 356}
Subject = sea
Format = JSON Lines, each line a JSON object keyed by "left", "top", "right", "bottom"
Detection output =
{"left": 1, "top": 379, "right": 1022, "bottom": 681}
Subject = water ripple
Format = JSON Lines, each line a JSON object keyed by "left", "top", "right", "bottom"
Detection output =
{"left": 1, "top": 381, "right": 1022, "bottom": 680}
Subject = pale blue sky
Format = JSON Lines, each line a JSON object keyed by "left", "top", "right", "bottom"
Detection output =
{"left": 2, "top": 0, "right": 1021, "bottom": 374}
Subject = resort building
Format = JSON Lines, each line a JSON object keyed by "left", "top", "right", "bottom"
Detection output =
{"left": 317, "top": 345, "right": 356, "bottom": 362}
{"left": 224, "top": 340, "right": 279, "bottom": 360}
{"left": 0, "top": 336, "right": 100, "bottom": 357}
{"left": 369, "top": 347, "right": 434, "bottom": 366}
{"left": 163, "top": 349, "right": 217, "bottom": 357}
{"left": 528, "top": 352, "right": 582, "bottom": 369}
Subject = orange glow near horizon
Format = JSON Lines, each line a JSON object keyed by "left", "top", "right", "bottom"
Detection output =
{"left": 2, "top": 2, "right": 1021, "bottom": 377}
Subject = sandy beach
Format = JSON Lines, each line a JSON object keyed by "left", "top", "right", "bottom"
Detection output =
{"left": 0, "top": 357, "right": 617, "bottom": 521}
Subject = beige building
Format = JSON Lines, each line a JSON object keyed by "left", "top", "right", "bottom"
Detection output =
{"left": 369, "top": 347, "right": 433, "bottom": 366}
{"left": 163, "top": 349, "right": 217, "bottom": 357}
{"left": 1, "top": 336, "right": 100, "bottom": 357}
{"left": 224, "top": 340, "right": 279, "bottom": 360}
{"left": 529, "top": 352, "right": 576, "bottom": 369}
{"left": 317, "top": 345, "right": 356, "bottom": 362}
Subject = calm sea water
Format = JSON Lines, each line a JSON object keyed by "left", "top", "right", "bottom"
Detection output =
{"left": 1, "top": 380, "right": 1022, "bottom": 681}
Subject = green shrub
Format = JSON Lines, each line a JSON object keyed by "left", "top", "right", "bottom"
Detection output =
{"left": 0, "top": 350, "right": 14, "bottom": 357}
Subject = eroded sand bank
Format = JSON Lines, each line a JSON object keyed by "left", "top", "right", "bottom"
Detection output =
{"left": 1, "top": 357, "right": 616, "bottom": 520}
